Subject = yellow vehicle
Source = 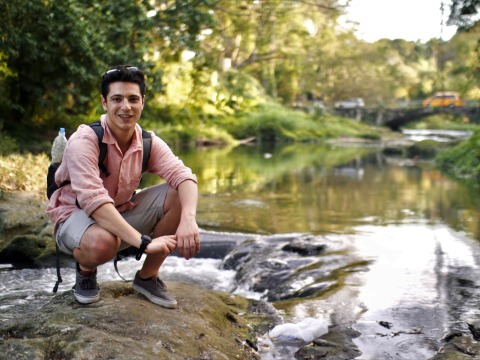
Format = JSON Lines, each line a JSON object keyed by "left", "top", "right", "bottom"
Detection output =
{"left": 423, "top": 92, "right": 464, "bottom": 108}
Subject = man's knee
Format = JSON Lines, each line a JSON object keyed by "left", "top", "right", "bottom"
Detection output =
{"left": 80, "top": 226, "right": 119, "bottom": 264}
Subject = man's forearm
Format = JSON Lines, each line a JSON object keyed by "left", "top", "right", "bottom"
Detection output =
{"left": 177, "top": 180, "right": 198, "bottom": 218}
{"left": 91, "top": 203, "right": 142, "bottom": 248}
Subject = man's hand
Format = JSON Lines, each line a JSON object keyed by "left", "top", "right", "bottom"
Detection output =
{"left": 146, "top": 235, "right": 177, "bottom": 256}
{"left": 176, "top": 214, "right": 200, "bottom": 260}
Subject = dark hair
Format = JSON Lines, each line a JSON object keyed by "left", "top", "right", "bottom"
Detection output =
{"left": 101, "top": 65, "right": 146, "bottom": 99}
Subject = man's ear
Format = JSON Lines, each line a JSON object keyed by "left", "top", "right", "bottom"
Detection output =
{"left": 101, "top": 95, "right": 107, "bottom": 111}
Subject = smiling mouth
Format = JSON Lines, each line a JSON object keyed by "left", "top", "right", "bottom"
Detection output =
{"left": 119, "top": 114, "right": 133, "bottom": 119}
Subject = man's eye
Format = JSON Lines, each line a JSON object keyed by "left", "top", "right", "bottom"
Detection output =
{"left": 112, "top": 98, "right": 122, "bottom": 102}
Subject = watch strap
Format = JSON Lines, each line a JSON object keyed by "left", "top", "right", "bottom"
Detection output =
{"left": 136, "top": 235, "right": 152, "bottom": 261}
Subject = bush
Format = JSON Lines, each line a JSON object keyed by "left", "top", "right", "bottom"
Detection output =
{"left": 231, "top": 103, "right": 320, "bottom": 142}
{"left": 145, "top": 123, "right": 236, "bottom": 148}
{"left": 435, "top": 130, "right": 480, "bottom": 182}
{"left": 0, "top": 133, "right": 18, "bottom": 154}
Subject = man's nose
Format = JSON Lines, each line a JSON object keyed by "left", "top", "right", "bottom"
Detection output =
{"left": 121, "top": 99, "right": 131, "bottom": 109}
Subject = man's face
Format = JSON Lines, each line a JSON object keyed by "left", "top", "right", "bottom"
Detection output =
{"left": 101, "top": 81, "right": 144, "bottom": 133}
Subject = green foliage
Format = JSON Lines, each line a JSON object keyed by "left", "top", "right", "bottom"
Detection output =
{"left": 313, "top": 114, "right": 382, "bottom": 140}
{"left": 0, "top": 0, "right": 214, "bottom": 134}
{"left": 144, "top": 122, "right": 236, "bottom": 148}
{"left": 1, "top": 0, "right": 103, "bottom": 130}
{"left": 435, "top": 130, "right": 480, "bottom": 183}
{"left": 229, "top": 103, "right": 380, "bottom": 143}
{"left": 231, "top": 103, "right": 319, "bottom": 142}
{"left": 0, "top": 133, "right": 18, "bottom": 155}
{"left": 214, "top": 70, "right": 266, "bottom": 113}
{"left": 403, "top": 113, "right": 479, "bottom": 131}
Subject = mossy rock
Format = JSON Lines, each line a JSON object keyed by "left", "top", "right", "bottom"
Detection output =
{"left": 0, "top": 281, "right": 276, "bottom": 359}
{"left": 0, "top": 234, "right": 55, "bottom": 264}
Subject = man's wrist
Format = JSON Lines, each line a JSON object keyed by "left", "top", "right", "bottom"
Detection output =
{"left": 136, "top": 235, "right": 152, "bottom": 261}
{"left": 181, "top": 210, "right": 196, "bottom": 219}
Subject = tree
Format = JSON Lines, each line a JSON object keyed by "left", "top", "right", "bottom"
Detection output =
{"left": 448, "top": 0, "right": 480, "bottom": 85}
{"left": 0, "top": 0, "right": 215, "bottom": 135}
{"left": 448, "top": 0, "right": 480, "bottom": 29}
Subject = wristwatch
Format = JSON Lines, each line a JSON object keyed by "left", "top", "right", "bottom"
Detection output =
{"left": 136, "top": 235, "right": 152, "bottom": 260}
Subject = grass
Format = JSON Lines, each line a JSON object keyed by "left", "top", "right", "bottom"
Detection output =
{"left": 403, "top": 113, "right": 479, "bottom": 131}
{"left": 229, "top": 103, "right": 382, "bottom": 143}
{"left": 0, "top": 153, "right": 49, "bottom": 195}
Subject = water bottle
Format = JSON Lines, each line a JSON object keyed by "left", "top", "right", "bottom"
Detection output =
{"left": 51, "top": 128, "right": 67, "bottom": 164}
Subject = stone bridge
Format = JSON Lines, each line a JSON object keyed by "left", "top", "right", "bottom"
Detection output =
{"left": 334, "top": 106, "right": 480, "bottom": 130}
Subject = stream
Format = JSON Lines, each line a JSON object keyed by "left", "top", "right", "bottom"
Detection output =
{"left": 1, "top": 129, "right": 480, "bottom": 359}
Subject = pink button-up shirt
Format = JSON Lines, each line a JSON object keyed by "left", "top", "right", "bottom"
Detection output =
{"left": 46, "top": 116, "right": 197, "bottom": 234}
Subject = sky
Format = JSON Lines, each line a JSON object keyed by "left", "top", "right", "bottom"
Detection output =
{"left": 344, "top": 0, "right": 458, "bottom": 43}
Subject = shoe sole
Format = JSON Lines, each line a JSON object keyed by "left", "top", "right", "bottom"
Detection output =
{"left": 74, "top": 290, "right": 100, "bottom": 304}
{"left": 132, "top": 283, "right": 177, "bottom": 309}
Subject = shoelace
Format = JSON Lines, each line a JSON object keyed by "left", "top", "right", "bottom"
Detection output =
{"left": 154, "top": 278, "right": 167, "bottom": 291}
{"left": 79, "top": 277, "right": 97, "bottom": 290}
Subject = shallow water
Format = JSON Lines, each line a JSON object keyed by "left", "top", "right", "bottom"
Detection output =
{"left": 2, "top": 131, "right": 480, "bottom": 359}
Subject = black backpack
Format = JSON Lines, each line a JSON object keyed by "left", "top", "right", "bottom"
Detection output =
{"left": 49, "top": 121, "right": 152, "bottom": 293}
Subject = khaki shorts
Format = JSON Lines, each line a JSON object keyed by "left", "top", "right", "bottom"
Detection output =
{"left": 56, "top": 183, "right": 169, "bottom": 255}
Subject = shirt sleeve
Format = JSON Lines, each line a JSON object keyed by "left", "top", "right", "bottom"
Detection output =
{"left": 147, "top": 133, "right": 197, "bottom": 188}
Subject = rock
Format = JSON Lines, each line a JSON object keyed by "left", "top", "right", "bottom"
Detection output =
{"left": 0, "top": 191, "right": 56, "bottom": 267}
{"left": 0, "top": 234, "right": 55, "bottom": 265}
{"left": 430, "top": 333, "right": 480, "bottom": 359}
{"left": 378, "top": 320, "right": 393, "bottom": 329}
{"left": 282, "top": 239, "right": 327, "bottom": 256}
{"left": 466, "top": 320, "right": 480, "bottom": 341}
{"left": 294, "top": 325, "right": 361, "bottom": 360}
{"left": 0, "top": 281, "right": 275, "bottom": 359}
{"left": 221, "top": 234, "right": 335, "bottom": 302}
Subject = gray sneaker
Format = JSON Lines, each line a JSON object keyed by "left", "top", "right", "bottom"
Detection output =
{"left": 132, "top": 271, "right": 177, "bottom": 308}
{"left": 73, "top": 263, "right": 100, "bottom": 304}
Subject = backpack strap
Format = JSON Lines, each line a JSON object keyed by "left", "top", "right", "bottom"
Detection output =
{"left": 89, "top": 121, "right": 110, "bottom": 177}
{"left": 141, "top": 129, "right": 152, "bottom": 173}
{"left": 52, "top": 242, "right": 63, "bottom": 293}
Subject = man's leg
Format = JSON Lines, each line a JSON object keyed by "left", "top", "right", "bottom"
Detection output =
{"left": 125, "top": 185, "right": 182, "bottom": 308}
{"left": 73, "top": 225, "right": 121, "bottom": 304}
{"left": 138, "top": 186, "right": 181, "bottom": 278}
{"left": 57, "top": 210, "right": 120, "bottom": 304}
{"left": 73, "top": 225, "right": 121, "bottom": 272}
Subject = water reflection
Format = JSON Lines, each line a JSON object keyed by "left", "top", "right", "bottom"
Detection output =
{"left": 144, "top": 143, "right": 480, "bottom": 241}
{"left": 352, "top": 224, "right": 480, "bottom": 359}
